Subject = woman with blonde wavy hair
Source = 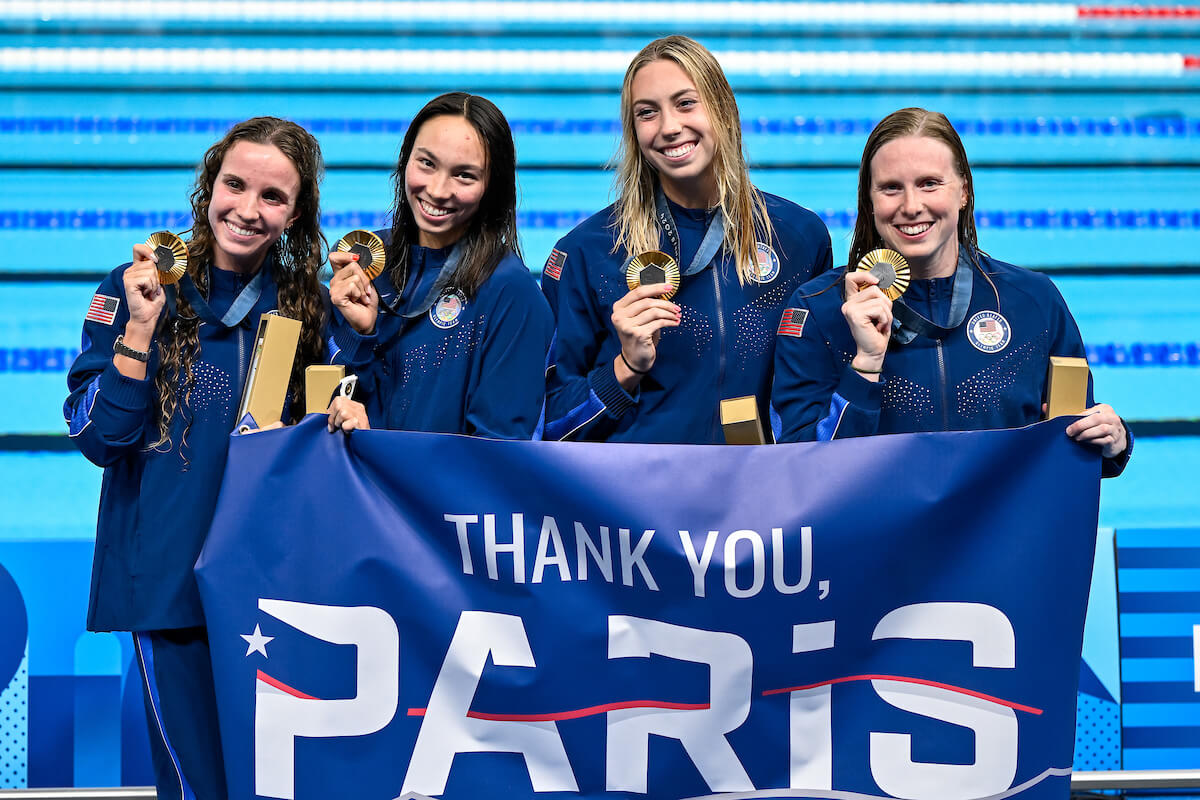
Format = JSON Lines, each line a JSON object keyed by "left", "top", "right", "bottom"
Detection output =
{"left": 64, "top": 116, "right": 328, "bottom": 799}
{"left": 541, "top": 35, "right": 832, "bottom": 442}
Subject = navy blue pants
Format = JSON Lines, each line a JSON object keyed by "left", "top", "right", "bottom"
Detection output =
{"left": 134, "top": 627, "right": 228, "bottom": 800}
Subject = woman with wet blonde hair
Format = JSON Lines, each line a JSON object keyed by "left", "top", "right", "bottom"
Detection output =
{"left": 64, "top": 116, "right": 328, "bottom": 798}
{"left": 612, "top": 35, "right": 776, "bottom": 287}
{"left": 542, "top": 35, "right": 832, "bottom": 443}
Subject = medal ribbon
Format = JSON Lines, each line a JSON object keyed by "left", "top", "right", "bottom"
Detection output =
{"left": 166, "top": 263, "right": 269, "bottom": 329}
{"left": 379, "top": 241, "right": 464, "bottom": 319}
{"left": 891, "top": 249, "right": 974, "bottom": 344}
{"left": 652, "top": 186, "right": 726, "bottom": 277}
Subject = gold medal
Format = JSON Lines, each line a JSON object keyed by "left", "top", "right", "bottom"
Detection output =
{"left": 625, "top": 251, "right": 681, "bottom": 299}
{"left": 335, "top": 229, "right": 386, "bottom": 281}
{"left": 145, "top": 231, "right": 188, "bottom": 285}
{"left": 855, "top": 248, "right": 910, "bottom": 301}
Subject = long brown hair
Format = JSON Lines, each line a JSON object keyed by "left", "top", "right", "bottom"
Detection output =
{"left": 612, "top": 35, "right": 773, "bottom": 284}
{"left": 385, "top": 92, "right": 520, "bottom": 299}
{"left": 849, "top": 107, "right": 981, "bottom": 271}
{"left": 152, "top": 116, "right": 327, "bottom": 452}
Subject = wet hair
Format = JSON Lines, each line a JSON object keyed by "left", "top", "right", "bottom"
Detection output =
{"left": 612, "top": 35, "right": 773, "bottom": 284}
{"left": 385, "top": 91, "right": 520, "bottom": 299}
{"left": 152, "top": 116, "right": 327, "bottom": 454}
{"left": 848, "top": 107, "right": 980, "bottom": 271}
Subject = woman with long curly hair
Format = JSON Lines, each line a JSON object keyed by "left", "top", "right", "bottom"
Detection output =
{"left": 540, "top": 35, "right": 832, "bottom": 443}
{"left": 64, "top": 116, "right": 328, "bottom": 798}
{"left": 325, "top": 92, "right": 552, "bottom": 437}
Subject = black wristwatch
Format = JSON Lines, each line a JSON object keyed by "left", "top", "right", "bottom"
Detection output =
{"left": 113, "top": 334, "right": 151, "bottom": 362}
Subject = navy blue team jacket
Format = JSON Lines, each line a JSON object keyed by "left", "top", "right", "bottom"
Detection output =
{"left": 328, "top": 238, "right": 553, "bottom": 438}
{"left": 772, "top": 248, "right": 1131, "bottom": 476}
{"left": 64, "top": 258, "right": 322, "bottom": 631}
{"left": 541, "top": 191, "right": 832, "bottom": 444}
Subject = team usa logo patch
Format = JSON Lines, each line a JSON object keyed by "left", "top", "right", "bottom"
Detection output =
{"left": 750, "top": 242, "right": 780, "bottom": 284}
{"left": 430, "top": 289, "right": 468, "bottom": 330}
{"left": 85, "top": 293, "right": 120, "bottom": 325}
{"left": 967, "top": 310, "right": 1012, "bottom": 353}
{"left": 544, "top": 249, "right": 567, "bottom": 281}
{"left": 777, "top": 307, "right": 808, "bottom": 337}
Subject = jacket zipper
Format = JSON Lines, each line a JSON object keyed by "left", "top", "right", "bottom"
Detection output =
{"left": 936, "top": 339, "right": 949, "bottom": 430}
{"left": 711, "top": 262, "right": 727, "bottom": 440}
{"left": 236, "top": 272, "right": 248, "bottom": 423}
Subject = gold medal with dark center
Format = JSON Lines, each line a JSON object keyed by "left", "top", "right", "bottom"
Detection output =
{"left": 855, "top": 248, "right": 910, "bottom": 301}
{"left": 625, "top": 251, "right": 681, "bottom": 299}
{"left": 335, "top": 229, "right": 386, "bottom": 281}
{"left": 144, "top": 231, "right": 188, "bottom": 285}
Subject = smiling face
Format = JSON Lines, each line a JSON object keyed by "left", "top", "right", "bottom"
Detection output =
{"left": 404, "top": 114, "right": 489, "bottom": 250}
{"left": 869, "top": 135, "right": 968, "bottom": 279}
{"left": 207, "top": 140, "right": 301, "bottom": 273}
{"left": 630, "top": 58, "right": 717, "bottom": 209}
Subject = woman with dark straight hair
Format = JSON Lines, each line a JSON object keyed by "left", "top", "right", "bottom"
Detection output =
{"left": 773, "top": 107, "right": 1130, "bottom": 476}
{"left": 327, "top": 91, "right": 552, "bottom": 437}
{"left": 64, "top": 116, "right": 329, "bottom": 799}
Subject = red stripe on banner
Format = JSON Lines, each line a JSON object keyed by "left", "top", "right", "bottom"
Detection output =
{"left": 257, "top": 669, "right": 318, "bottom": 700}
{"left": 1185, "top": 55, "right": 1200, "bottom": 69}
{"left": 407, "top": 699, "right": 710, "bottom": 720}
{"left": 761, "top": 673, "right": 1043, "bottom": 715}
{"left": 1078, "top": 5, "right": 1200, "bottom": 16}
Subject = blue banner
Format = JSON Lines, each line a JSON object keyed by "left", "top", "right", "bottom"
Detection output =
{"left": 196, "top": 416, "right": 1101, "bottom": 800}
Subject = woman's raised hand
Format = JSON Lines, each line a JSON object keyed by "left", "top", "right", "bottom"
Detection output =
{"left": 329, "top": 251, "right": 379, "bottom": 335}
{"left": 124, "top": 244, "right": 166, "bottom": 334}
{"left": 841, "top": 271, "right": 893, "bottom": 378}
{"left": 611, "top": 283, "right": 681, "bottom": 385}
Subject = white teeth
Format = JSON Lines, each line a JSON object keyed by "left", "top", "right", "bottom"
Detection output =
{"left": 419, "top": 199, "right": 451, "bottom": 218}
{"left": 899, "top": 223, "right": 932, "bottom": 235}
{"left": 663, "top": 143, "right": 695, "bottom": 158}
{"left": 224, "top": 220, "right": 257, "bottom": 237}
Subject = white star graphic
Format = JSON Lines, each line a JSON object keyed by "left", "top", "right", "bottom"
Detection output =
{"left": 241, "top": 624, "right": 274, "bottom": 657}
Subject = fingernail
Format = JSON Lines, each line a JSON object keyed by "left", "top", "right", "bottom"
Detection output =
{"left": 351, "top": 254, "right": 359, "bottom": 261}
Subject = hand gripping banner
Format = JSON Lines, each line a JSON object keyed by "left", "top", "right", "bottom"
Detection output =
{"left": 196, "top": 416, "right": 1101, "bottom": 800}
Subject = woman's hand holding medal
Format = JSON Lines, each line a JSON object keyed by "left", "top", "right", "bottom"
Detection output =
{"left": 612, "top": 251, "right": 683, "bottom": 388}
{"left": 841, "top": 249, "right": 908, "bottom": 381}
{"left": 115, "top": 243, "right": 166, "bottom": 379}
{"left": 841, "top": 271, "right": 892, "bottom": 381}
{"left": 329, "top": 250, "right": 379, "bottom": 335}
{"left": 124, "top": 244, "right": 166, "bottom": 334}
{"left": 611, "top": 282, "right": 681, "bottom": 388}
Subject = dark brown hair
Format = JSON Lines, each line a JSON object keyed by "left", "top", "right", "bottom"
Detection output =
{"left": 152, "top": 116, "right": 327, "bottom": 452}
{"left": 385, "top": 92, "right": 520, "bottom": 299}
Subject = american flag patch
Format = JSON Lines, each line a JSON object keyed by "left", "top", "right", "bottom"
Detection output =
{"left": 777, "top": 308, "right": 808, "bottom": 337}
{"left": 85, "top": 293, "right": 120, "bottom": 326}
{"left": 543, "top": 248, "right": 566, "bottom": 280}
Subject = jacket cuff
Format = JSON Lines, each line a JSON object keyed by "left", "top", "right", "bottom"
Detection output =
{"left": 835, "top": 364, "right": 884, "bottom": 411}
{"left": 330, "top": 313, "right": 380, "bottom": 367}
{"left": 99, "top": 362, "right": 154, "bottom": 410}
{"left": 588, "top": 358, "right": 637, "bottom": 418}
